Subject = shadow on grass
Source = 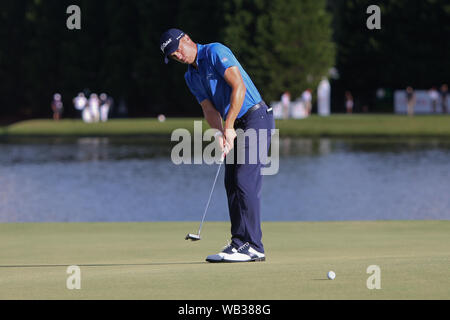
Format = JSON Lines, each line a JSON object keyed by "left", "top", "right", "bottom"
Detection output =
{"left": 312, "top": 279, "right": 329, "bottom": 281}
{"left": 0, "top": 262, "right": 206, "bottom": 268}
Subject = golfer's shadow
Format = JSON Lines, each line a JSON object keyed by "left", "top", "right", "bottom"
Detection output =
{"left": 0, "top": 262, "right": 207, "bottom": 268}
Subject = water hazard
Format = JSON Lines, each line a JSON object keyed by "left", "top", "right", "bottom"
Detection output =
{"left": 0, "top": 136, "right": 449, "bottom": 222}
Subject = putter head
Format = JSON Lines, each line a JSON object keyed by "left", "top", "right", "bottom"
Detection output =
{"left": 185, "top": 233, "right": 201, "bottom": 241}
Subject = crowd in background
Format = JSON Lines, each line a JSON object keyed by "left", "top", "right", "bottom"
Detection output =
{"left": 272, "top": 81, "right": 448, "bottom": 119}
{"left": 51, "top": 92, "right": 114, "bottom": 122}
{"left": 404, "top": 83, "right": 448, "bottom": 116}
{"left": 275, "top": 78, "right": 331, "bottom": 119}
{"left": 429, "top": 84, "right": 448, "bottom": 114}
{"left": 51, "top": 82, "right": 448, "bottom": 122}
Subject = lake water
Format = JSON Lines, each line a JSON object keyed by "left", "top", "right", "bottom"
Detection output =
{"left": 0, "top": 136, "right": 449, "bottom": 222}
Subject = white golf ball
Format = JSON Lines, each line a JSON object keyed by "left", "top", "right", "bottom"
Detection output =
{"left": 327, "top": 271, "right": 336, "bottom": 280}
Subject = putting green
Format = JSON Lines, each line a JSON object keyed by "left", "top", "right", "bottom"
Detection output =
{"left": 0, "top": 221, "right": 448, "bottom": 299}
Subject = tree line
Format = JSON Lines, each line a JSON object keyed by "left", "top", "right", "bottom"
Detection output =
{"left": 0, "top": 0, "right": 448, "bottom": 121}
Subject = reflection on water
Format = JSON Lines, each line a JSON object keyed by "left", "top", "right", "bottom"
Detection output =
{"left": 0, "top": 136, "right": 173, "bottom": 164}
{"left": 0, "top": 136, "right": 449, "bottom": 222}
{"left": 280, "top": 138, "right": 332, "bottom": 157}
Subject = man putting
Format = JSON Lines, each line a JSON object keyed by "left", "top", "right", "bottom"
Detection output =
{"left": 160, "top": 28, "right": 275, "bottom": 263}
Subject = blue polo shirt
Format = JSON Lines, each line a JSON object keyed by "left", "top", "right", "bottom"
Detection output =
{"left": 184, "top": 43, "right": 262, "bottom": 119}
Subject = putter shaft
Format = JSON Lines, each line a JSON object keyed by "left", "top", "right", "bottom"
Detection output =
{"left": 197, "top": 154, "right": 225, "bottom": 236}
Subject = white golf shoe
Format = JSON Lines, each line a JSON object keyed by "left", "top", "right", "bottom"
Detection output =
{"left": 222, "top": 242, "right": 265, "bottom": 262}
{"left": 205, "top": 242, "right": 238, "bottom": 263}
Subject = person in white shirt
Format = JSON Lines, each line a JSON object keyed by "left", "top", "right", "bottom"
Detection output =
{"left": 301, "top": 89, "right": 312, "bottom": 115}
{"left": 345, "top": 91, "right": 354, "bottom": 114}
{"left": 428, "top": 87, "right": 439, "bottom": 113}
{"left": 73, "top": 92, "right": 87, "bottom": 117}
{"left": 317, "top": 78, "right": 331, "bottom": 116}
{"left": 281, "top": 91, "right": 291, "bottom": 119}
{"left": 88, "top": 93, "right": 100, "bottom": 122}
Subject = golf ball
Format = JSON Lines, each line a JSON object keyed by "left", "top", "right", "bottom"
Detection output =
{"left": 327, "top": 271, "right": 336, "bottom": 280}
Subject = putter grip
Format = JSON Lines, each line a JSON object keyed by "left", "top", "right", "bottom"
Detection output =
{"left": 215, "top": 131, "right": 228, "bottom": 163}
{"left": 220, "top": 145, "right": 229, "bottom": 162}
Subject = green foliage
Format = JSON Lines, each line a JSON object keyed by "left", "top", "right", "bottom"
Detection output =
{"left": 223, "top": 0, "right": 335, "bottom": 102}
{"left": 331, "top": 0, "right": 450, "bottom": 111}
{"left": 0, "top": 0, "right": 448, "bottom": 118}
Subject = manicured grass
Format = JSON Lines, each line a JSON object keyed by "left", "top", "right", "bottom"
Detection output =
{"left": 1, "top": 115, "right": 450, "bottom": 137}
{"left": 1, "top": 118, "right": 192, "bottom": 137}
{"left": 278, "top": 114, "right": 450, "bottom": 137}
{"left": 0, "top": 221, "right": 448, "bottom": 299}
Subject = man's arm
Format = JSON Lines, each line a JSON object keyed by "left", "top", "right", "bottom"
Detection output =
{"left": 222, "top": 66, "right": 246, "bottom": 151}
{"left": 200, "top": 99, "right": 231, "bottom": 155}
{"left": 223, "top": 66, "right": 246, "bottom": 130}
{"left": 200, "top": 99, "right": 224, "bottom": 132}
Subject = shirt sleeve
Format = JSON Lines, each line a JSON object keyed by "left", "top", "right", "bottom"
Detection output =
{"left": 208, "top": 43, "right": 239, "bottom": 77}
{"left": 184, "top": 72, "right": 208, "bottom": 104}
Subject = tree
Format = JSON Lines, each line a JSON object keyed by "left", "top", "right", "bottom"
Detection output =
{"left": 222, "top": 0, "right": 335, "bottom": 102}
{"left": 0, "top": 0, "right": 338, "bottom": 119}
{"left": 0, "top": 0, "right": 32, "bottom": 118}
{"left": 330, "top": 0, "right": 450, "bottom": 112}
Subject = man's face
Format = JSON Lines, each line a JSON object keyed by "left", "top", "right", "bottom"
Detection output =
{"left": 169, "top": 35, "right": 197, "bottom": 65}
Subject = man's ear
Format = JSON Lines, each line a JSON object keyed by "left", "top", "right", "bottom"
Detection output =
{"left": 184, "top": 34, "right": 192, "bottom": 44}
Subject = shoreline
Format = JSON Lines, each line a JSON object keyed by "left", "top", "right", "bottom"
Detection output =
{"left": 1, "top": 115, "right": 450, "bottom": 138}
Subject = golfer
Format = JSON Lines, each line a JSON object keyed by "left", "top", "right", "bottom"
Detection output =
{"left": 160, "top": 28, "right": 275, "bottom": 263}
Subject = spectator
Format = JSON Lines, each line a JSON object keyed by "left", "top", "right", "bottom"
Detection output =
{"left": 88, "top": 93, "right": 100, "bottom": 122}
{"left": 73, "top": 92, "right": 87, "bottom": 117}
{"left": 99, "top": 93, "right": 111, "bottom": 122}
{"left": 301, "top": 89, "right": 312, "bottom": 115}
{"left": 428, "top": 87, "right": 439, "bottom": 113}
{"left": 406, "top": 86, "right": 416, "bottom": 116}
{"left": 441, "top": 84, "right": 448, "bottom": 114}
{"left": 317, "top": 77, "right": 331, "bottom": 116}
{"left": 281, "top": 91, "right": 291, "bottom": 119}
{"left": 51, "top": 93, "right": 63, "bottom": 121}
{"left": 345, "top": 91, "right": 354, "bottom": 114}
{"left": 106, "top": 95, "right": 114, "bottom": 117}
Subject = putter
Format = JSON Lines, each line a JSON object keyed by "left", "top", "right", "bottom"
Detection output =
{"left": 185, "top": 151, "right": 226, "bottom": 241}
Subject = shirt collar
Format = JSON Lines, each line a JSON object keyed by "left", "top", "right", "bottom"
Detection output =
{"left": 189, "top": 43, "right": 205, "bottom": 73}
{"left": 196, "top": 43, "right": 206, "bottom": 62}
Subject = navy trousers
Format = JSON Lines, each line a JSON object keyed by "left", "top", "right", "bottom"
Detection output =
{"left": 224, "top": 101, "right": 275, "bottom": 253}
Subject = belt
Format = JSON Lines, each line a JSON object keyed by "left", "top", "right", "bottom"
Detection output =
{"left": 234, "top": 101, "right": 272, "bottom": 127}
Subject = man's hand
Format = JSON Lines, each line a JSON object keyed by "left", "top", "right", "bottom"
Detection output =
{"left": 223, "top": 128, "right": 237, "bottom": 155}
{"left": 215, "top": 130, "right": 233, "bottom": 157}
